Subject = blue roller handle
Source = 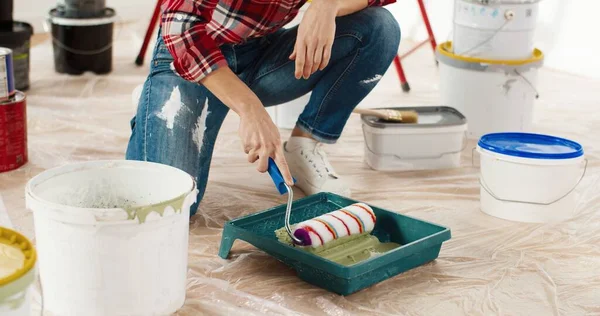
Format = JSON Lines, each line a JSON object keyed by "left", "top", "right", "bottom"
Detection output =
{"left": 268, "top": 158, "right": 296, "bottom": 195}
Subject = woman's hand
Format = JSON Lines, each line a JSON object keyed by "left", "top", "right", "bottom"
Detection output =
{"left": 200, "top": 67, "right": 294, "bottom": 185}
{"left": 239, "top": 106, "right": 294, "bottom": 185}
{"left": 290, "top": 0, "right": 339, "bottom": 79}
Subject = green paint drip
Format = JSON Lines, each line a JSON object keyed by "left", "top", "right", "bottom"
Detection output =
{"left": 122, "top": 193, "right": 187, "bottom": 224}
{"left": 275, "top": 228, "right": 401, "bottom": 266}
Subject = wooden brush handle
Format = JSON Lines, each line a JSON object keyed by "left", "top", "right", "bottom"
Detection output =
{"left": 352, "top": 108, "right": 388, "bottom": 119}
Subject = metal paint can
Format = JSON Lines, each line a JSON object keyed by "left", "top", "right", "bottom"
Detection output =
{"left": 0, "top": 91, "right": 27, "bottom": 173}
{"left": 0, "top": 48, "right": 15, "bottom": 102}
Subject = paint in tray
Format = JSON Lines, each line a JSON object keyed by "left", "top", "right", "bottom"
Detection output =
{"left": 274, "top": 203, "right": 401, "bottom": 266}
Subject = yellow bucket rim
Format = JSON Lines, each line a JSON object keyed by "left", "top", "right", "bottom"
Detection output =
{"left": 437, "top": 41, "right": 544, "bottom": 66}
{"left": 0, "top": 227, "right": 37, "bottom": 287}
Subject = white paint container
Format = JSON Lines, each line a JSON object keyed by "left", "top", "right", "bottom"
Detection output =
{"left": 25, "top": 160, "right": 198, "bottom": 316}
{"left": 453, "top": 0, "right": 541, "bottom": 60}
{"left": 361, "top": 106, "right": 468, "bottom": 171}
{"left": 437, "top": 42, "right": 543, "bottom": 140}
{"left": 477, "top": 133, "right": 586, "bottom": 223}
{"left": 267, "top": 93, "right": 309, "bottom": 129}
{"left": 0, "top": 227, "right": 37, "bottom": 316}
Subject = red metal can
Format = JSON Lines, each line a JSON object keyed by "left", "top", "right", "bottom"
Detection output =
{"left": 0, "top": 91, "right": 27, "bottom": 172}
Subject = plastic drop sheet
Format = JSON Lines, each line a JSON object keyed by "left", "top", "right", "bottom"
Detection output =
{"left": 0, "top": 22, "right": 599, "bottom": 315}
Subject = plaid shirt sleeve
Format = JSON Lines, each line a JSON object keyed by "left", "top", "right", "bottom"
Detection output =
{"left": 367, "top": 0, "right": 397, "bottom": 6}
{"left": 161, "top": 0, "right": 228, "bottom": 83}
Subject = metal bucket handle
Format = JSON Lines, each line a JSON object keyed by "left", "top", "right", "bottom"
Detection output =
{"left": 453, "top": 3, "right": 517, "bottom": 56}
{"left": 43, "top": 10, "right": 121, "bottom": 56}
{"left": 474, "top": 148, "right": 588, "bottom": 205}
{"left": 362, "top": 126, "right": 468, "bottom": 160}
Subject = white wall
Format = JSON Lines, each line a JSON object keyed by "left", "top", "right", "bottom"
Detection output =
{"left": 13, "top": 0, "right": 153, "bottom": 32}
{"left": 12, "top": 0, "right": 600, "bottom": 78}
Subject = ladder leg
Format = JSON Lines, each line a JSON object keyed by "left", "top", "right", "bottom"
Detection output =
{"left": 393, "top": 56, "right": 410, "bottom": 92}
{"left": 136, "top": 0, "right": 163, "bottom": 66}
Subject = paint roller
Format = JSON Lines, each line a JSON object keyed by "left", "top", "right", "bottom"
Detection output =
{"left": 267, "top": 158, "right": 376, "bottom": 249}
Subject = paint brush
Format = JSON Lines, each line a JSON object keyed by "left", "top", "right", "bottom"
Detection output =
{"left": 353, "top": 108, "right": 418, "bottom": 123}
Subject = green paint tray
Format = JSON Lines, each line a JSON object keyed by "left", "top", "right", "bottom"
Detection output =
{"left": 218, "top": 192, "right": 451, "bottom": 295}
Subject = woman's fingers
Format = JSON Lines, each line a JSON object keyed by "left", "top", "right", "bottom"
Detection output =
{"left": 294, "top": 43, "right": 306, "bottom": 79}
{"left": 320, "top": 42, "right": 332, "bottom": 70}
{"left": 257, "top": 152, "right": 270, "bottom": 173}
{"left": 274, "top": 151, "right": 294, "bottom": 186}
{"left": 247, "top": 148, "right": 259, "bottom": 163}
{"left": 303, "top": 41, "right": 315, "bottom": 79}
{"left": 312, "top": 44, "right": 324, "bottom": 74}
{"left": 246, "top": 143, "right": 292, "bottom": 186}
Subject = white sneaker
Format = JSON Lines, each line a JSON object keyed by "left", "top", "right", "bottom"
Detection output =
{"left": 283, "top": 137, "right": 351, "bottom": 197}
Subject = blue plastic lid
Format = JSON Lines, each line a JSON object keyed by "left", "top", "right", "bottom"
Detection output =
{"left": 478, "top": 133, "right": 584, "bottom": 159}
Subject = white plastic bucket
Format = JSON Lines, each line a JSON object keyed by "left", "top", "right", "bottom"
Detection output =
{"left": 361, "top": 106, "right": 468, "bottom": 171}
{"left": 437, "top": 42, "right": 543, "bottom": 140}
{"left": 0, "top": 227, "right": 37, "bottom": 316}
{"left": 266, "top": 93, "right": 309, "bottom": 129}
{"left": 476, "top": 133, "right": 586, "bottom": 223}
{"left": 453, "top": 0, "right": 541, "bottom": 60}
{"left": 26, "top": 160, "right": 197, "bottom": 316}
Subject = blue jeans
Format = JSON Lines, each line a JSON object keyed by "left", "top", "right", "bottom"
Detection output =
{"left": 126, "top": 7, "right": 400, "bottom": 216}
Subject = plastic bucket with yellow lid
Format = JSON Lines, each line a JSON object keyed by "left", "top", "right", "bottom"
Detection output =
{"left": 0, "top": 226, "right": 37, "bottom": 316}
{"left": 437, "top": 41, "right": 544, "bottom": 139}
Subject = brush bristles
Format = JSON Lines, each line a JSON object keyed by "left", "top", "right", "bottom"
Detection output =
{"left": 400, "top": 110, "right": 418, "bottom": 123}
{"left": 383, "top": 109, "right": 418, "bottom": 123}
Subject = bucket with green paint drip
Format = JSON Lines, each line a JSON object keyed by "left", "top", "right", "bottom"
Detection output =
{"left": 25, "top": 160, "right": 197, "bottom": 316}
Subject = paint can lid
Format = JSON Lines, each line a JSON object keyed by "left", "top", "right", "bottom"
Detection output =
{"left": 478, "top": 133, "right": 584, "bottom": 159}
{"left": 0, "top": 226, "right": 36, "bottom": 298}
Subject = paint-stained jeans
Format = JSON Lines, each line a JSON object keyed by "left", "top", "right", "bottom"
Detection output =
{"left": 126, "top": 7, "right": 401, "bottom": 216}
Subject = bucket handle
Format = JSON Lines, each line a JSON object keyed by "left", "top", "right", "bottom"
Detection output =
{"left": 514, "top": 68, "right": 540, "bottom": 99}
{"left": 479, "top": 157, "right": 588, "bottom": 206}
{"left": 362, "top": 126, "right": 468, "bottom": 160}
{"left": 43, "top": 14, "right": 122, "bottom": 56}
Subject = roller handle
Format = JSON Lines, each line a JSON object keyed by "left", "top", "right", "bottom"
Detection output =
{"left": 267, "top": 158, "right": 295, "bottom": 195}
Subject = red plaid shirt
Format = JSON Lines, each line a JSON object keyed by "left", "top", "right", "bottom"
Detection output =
{"left": 161, "top": 0, "right": 396, "bottom": 83}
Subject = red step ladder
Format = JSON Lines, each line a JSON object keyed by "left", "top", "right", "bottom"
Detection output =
{"left": 393, "top": 0, "right": 437, "bottom": 92}
{"left": 135, "top": 0, "right": 163, "bottom": 66}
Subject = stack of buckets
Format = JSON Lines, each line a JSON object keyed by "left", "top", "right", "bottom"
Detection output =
{"left": 49, "top": 0, "right": 117, "bottom": 75}
{"left": 437, "top": 0, "right": 544, "bottom": 139}
{"left": 437, "top": 0, "right": 588, "bottom": 225}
